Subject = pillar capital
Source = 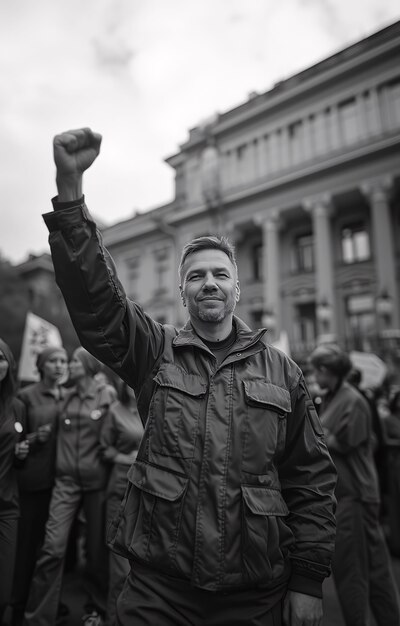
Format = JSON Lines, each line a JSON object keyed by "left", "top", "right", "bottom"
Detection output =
{"left": 254, "top": 208, "right": 283, "bottom": 231}
{"left": 302, "top": 193, "right": 333, "bottom": 218}
{"left": 360, "top": 176, "right": 393, "bottom": 204}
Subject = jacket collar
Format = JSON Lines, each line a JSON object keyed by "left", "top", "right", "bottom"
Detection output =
{"left": 173, "top": 316, "right": 269, "bottom": 352}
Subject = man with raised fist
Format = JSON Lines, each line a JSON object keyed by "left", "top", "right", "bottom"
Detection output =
{"left": 26, "top": 128, "right": 336, "bottom": 626}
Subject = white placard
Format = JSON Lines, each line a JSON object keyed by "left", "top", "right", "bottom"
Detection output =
{"left": 18, "top": 312, "right": 62, "bottom": 382}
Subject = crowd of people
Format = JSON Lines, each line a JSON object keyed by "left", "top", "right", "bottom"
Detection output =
{"left": 0, "top": 126, "right": 400, "bottom": 626}
{"left": 0, "top": 342, "right": 143, "bottom": 626}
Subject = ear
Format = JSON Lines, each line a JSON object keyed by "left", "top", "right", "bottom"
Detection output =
{"left": 179, "top": 285, "right": 186, "bottom": 307}
{"left": 235, "top": 280, "right": 240, "bottom": 302}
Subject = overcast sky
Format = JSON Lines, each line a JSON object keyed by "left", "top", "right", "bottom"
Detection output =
{"left": 1, "top": 0, "right": 400, "bottom": 264}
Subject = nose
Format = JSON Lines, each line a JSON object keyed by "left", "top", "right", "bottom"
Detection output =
{"left": 203, "top": 271, "right": 217, "bottom": 290}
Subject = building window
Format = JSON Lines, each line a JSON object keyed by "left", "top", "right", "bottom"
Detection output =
{"left": 126, "top": 256, "right": 140, "bottom": 300}
{"left": 345, "top": 294, "right": 375, "bottom": 351}
{"left": 252, "top": 244, "right": 263, "bottom": 281}
{"left": 291, "top": 233, "right": 314, "bottom": 272}
{"left": 155, "top": 264, "right": 168, "bottom": 293}
{"left": 338, "top": 98, "right": 359, "bottom": 145}
{"left": 341, "top": 223, "right": 370, "bottom": 263}
{"left": 153, "top": 247, "right": 170, "bottom": 294}
{"left": 385, "top": 79, "right": 400, "bottom": 129}
{"left": 263, "top": 134, "right": 271, "bottom": 173}
{"left": 236, "top": 144, "right": 248, "bottom": 184}
{"left": 289, "top": 121, "right": 303, "bottom": 164}
{"left": 294, "top": 303, "right": 317, "bottom": 344}
{"left": 310, "top": 111, "right": 328, "bottom": 155}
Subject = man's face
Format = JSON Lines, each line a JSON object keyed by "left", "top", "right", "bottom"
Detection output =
{"left": 180, "top": 249, "right": 240, "bottom": 325}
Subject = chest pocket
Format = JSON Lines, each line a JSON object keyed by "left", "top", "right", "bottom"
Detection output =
{"left": 242, "top": 381, "right": 291, "bottom": 475}
{"left": 148, "top": 364, "right": 206, "bottom": 460}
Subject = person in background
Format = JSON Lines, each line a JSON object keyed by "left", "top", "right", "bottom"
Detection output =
{"left": 11, "top": 346, "right": 68, "bottom": 626}
{"left": 100, "top": 381, "right": 143, "bottom": 626}
{"left": 347, "top": 367, "right": 388, "bottom": 505}
{"left": 94, "top": 367, "right": 118, "bottom": 403}
{"left": 383, "top": 390, "right": 400, "bottom": 556}
{"left": 309, "top": 344, "right": 400, "bottom": 626}
{"left": 24, "top": 347, "right": 115, "bottom": 626}
{"left": 0, "top": 338, "right": 29, "bottom": 624}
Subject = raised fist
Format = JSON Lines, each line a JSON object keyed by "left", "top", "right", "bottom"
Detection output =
{"left": 53, "top": 128, "right": 102, "bottom": 201}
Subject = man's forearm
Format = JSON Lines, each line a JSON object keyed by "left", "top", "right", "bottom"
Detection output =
{"left": 56, "top": 173, "right": 83, "bottom": 202}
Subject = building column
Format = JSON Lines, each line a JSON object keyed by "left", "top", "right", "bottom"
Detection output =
{"left": 304, "top": 195, "right": 337, "bottom": 341}
{"left": 260, "top": 211, "right": 282, "bottom": 341}
{"left": 361, "top": 178, "right": 399, "bottom": 330}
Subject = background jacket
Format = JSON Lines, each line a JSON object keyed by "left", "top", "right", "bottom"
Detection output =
{"left": 43, "top": 200, "right": 337, "bottom": 596}
{"left": 56, "top": 380, "right": 115, "bottom": 490}
{"left": 17, "top": 382, "right": 66, "bottom": 491}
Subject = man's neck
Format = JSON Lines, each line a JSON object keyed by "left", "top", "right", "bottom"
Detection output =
{"left": 191, "top": 317, "right": 234, "bottom": 342}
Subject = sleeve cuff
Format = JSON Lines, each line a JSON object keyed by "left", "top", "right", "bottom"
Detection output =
{"left": 42, "top": 199, "right": 93, "bottom": 233}
{"left": 287, "top": 571, "right": 324, "bottom": 599}
{"left": 51, "top": 195, "right": 85, "bottom": 210}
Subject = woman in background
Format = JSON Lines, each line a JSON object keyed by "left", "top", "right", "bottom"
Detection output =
{"left": 0, "top": 338, "right": 29, "bottom": 624}
{"left": 309, "top": 344, "right": 400, "bottom": 626}
{"left": 12, "top": 346, "right": 68, "bottom": 626}
{"left": 101, "top": 381, "right": 143, "bottom": 626}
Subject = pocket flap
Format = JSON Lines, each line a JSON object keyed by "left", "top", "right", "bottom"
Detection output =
{"left": 154, "top": 364, "right": 207, "bottom": 397}
{"left": 243, "top": 381, "right": 291, "bottom": 414}
{"left": 242, "top": 486, "right": 289, "bottom": 516}
{"left": 127, "top": 461, "right": 188, "bottom": 501}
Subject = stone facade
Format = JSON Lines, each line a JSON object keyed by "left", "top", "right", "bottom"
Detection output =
{"left": 103, "top": 20, "right": 400, "bottom": 366}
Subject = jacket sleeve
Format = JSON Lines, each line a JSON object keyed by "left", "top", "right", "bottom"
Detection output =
{"left": 278, "top": 375, "right": 337, "bottom": 598}
{"left": 42, "top": 200, "right": 165, "bottom": 394}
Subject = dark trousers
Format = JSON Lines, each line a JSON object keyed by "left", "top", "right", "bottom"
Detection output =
{"left": 116, "top": 563, "right": 284, "bottom": 626}
{"left": 12, "top": 489, "right": 52, "bottom": 618}
{"left": 23, "top": 478, "right": 108, "bottom": 626}
{"left": 332, "top": 497, "right": 400, "bottom": 626}
{"left": 0, "top": 517, "right": 18, "bottom": 620}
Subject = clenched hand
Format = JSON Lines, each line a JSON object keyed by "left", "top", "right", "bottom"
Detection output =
{"left": 53, "top": 127, "right": 102, "bottom": 201}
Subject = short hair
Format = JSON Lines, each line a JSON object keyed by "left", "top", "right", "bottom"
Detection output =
{"left": 309, "top": 344, "right": 352, "bottom": 379}
{"left": 178, "top": 235, "right": 237, "bottom": 282}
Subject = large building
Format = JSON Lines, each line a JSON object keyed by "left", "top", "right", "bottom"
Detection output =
{"left": 102, "top": 20, "right": 400, "bottom": 369}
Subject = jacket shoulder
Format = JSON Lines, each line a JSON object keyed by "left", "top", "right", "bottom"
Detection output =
{"left": 17, "top": 382, "right": 39, "bottom": 400}
{"left": 261, "top": 343, "right": 302, "bottom": 391}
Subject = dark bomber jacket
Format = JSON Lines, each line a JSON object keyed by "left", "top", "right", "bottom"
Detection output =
{"left": 43, "top": 200, "right": 336, "bottom": 596}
